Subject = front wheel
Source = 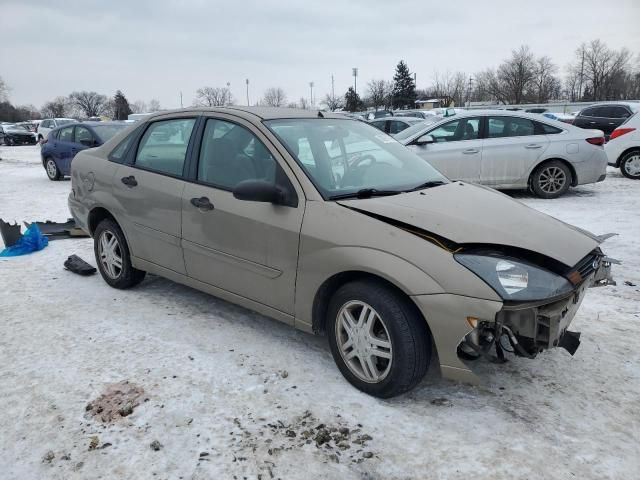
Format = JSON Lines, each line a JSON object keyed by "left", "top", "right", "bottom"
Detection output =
{"left": 93, "top": 218, "right": 146, "bottom": 289}
{"left": 45, "top": 158, "right": 61, "bottom": 181}
{"left": 530, "top": 160, "right": 572, "bottom": 199}
{"left": 327, "top": 280, "right": 430, "bottom": 398}
{"left": 620, "top": 150, "right": 640, "bottom": 180}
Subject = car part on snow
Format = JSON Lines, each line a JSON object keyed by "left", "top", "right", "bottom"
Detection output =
{"left": 0, "top": 219, "right": 22, "bottom": 248}
{"left": 0, "top": 223, "right": 48, "bottom": 257}
{"left": 24, "top": 219, "right": 89, "bottom": 240}
{"left": 64, "top": 254, "right": 97, "bottom": 276}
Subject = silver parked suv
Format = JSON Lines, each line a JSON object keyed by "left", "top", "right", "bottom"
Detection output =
{"left": 68, "top": 107, "right": 614, "bottom": 397}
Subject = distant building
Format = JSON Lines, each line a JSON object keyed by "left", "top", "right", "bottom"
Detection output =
{"left": 414, "top": 99, "right": 443, "bottom": 110}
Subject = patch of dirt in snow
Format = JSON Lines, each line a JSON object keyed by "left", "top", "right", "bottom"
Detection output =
{"left": 85, "top": 381, "right": 145, "bottom": 423}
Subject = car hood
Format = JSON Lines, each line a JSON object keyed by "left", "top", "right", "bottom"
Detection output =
{"left": 336, "top": 182, "right": 600, "bottom": 267}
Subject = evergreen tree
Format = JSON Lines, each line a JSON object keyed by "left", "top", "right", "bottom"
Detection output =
{"left": 113, "top": 90, "right": 132, "bottom": 120}
{"left": 392, "top": 60, "right": 417, "bottom": 109}
{"left": 344, "top": 87, "right": 363, "bottom": 112}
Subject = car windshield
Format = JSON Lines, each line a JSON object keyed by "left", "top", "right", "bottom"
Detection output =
{"left": 92, "top": 124, "right": 128, "bottom": 142}
{"left": 265, "top": 118, "right": 447, "bottom": 199}
{"left": 394, "top": 117, "right": 443, "bottom": 142}
{"left": 56, "top": 119, "right": 74, "bottom": 126}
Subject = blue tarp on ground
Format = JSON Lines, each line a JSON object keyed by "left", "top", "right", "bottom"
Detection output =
{"left": 0, "top": 224, "right": 48, "bottom": 257}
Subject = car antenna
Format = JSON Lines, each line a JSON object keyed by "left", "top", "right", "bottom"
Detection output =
{"left": 317, "top": 111, "right": 324, "bottom": 118}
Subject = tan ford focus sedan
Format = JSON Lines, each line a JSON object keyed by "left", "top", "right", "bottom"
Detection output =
{"left": 68, "top": 107, "right": 615, "bottom": 398}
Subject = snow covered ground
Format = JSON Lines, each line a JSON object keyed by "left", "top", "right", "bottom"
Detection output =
{"left": 0, "top": 145, "right": 638, "bottom": 480}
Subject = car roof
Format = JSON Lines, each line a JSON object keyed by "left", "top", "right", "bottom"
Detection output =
{"left": 147, "top": 106, "right": 347, "bottom": 121}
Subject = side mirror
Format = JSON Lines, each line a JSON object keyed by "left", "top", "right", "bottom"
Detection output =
{"left": 233, "top": 179, "right": 286, "bottom": 204}
{"left": 414, "top": 134, "right": 434, "bottom": 145}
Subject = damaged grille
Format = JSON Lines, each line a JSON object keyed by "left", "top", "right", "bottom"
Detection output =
{"left": 567, "top": 250, "right": 601, "bottom": 285}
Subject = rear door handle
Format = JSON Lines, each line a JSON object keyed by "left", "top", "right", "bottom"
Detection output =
{"left": 525, "top": 144, "right": 542, "bottom": 149}
{"left": 462, "top": 148, "right": 479, "bottom": 154}
{"left": 121, "top": 175, "right": 138, "bottom": 187}
{"left": 190, "top": 196, "right": 214, "bottom": 211}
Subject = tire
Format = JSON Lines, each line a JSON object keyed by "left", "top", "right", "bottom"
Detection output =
{"left": 38, "top": 134, "right": 44, "bottom": 143}
{"left": 530, "top": 160, "right": 572, "bottom": 199}
{"left": 44, "top": 157, "right": 61, "bottom": 181}
{"left": 619, "top": 150, "right": 640, "bottom": 180}
{"left": 327, "top": 280, "right": 430, "bottom": 398}
{"left": 93, "top": 218, "right": 146, "bottom": 289}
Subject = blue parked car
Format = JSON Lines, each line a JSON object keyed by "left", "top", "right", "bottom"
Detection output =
{"left": 41, "top": 122, "right": 129, "bottom": 180}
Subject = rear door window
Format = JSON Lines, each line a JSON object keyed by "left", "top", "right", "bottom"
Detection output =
{"left": 135, "top": 118, "right": 196, "bottom": 176}
{"left": 487, "top": 116, "right": 536, "bottom": 138}
{"left": 389, "top": 121, "right": 407, "bottom": 135}
{"left": 57, "top": 126, "right": 74, "bottom": 142}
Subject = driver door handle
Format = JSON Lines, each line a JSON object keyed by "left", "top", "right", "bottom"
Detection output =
{"left": 462, "top": 148, "right": 479, "bottom": 154}
{"left": 525, "top": 144, "right": 543, "bottom": 149}
{"left": 190, "top": 196, "right": 215, "bottom": 211}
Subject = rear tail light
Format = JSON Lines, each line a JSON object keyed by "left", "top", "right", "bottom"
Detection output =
{"left": 610, "top": 127, "right": 636, "bottom": 141}
{"left": 586, "top": 137, "right": 605, "bottom": 146}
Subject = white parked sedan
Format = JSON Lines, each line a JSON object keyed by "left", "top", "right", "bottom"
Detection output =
{"left": 604, "top": 112, "right": 640, "bottom": 180}
{"left": 395, "top": 110, "right": 608, "bottom": 198}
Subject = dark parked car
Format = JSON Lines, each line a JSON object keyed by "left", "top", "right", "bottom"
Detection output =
{"left": 41, "top": 122, "right": 129, "bottom": 180}
{"left": 0, "top": 124, "right": 38, "bottom": 145}
{"left": 573, "top": 103, "right": 639, "bottom": 137}
{"left": 370, "top": 117, "right": 430, "bottom": 135}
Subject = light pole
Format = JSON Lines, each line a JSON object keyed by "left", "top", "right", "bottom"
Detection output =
{"left": 309, "top": 81, "right": 314, "bottom": 108}
{"left": 352, "top": 67, "right": 358, "bottom": 96}
{"left": 226, "top": 82, "right": 231, "bottom": 105}
{"left": 246, "top": 78, "right": 250, "bottom": 106}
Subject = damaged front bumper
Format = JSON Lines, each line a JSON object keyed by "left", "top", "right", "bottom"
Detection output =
{"left": 413, "top": 250, "right": 617, "bottom": 384}
{"left": 458, "top": 252, "right": 617, "bottom": 363}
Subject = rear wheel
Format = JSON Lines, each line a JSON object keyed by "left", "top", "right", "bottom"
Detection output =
{"left": 620, "top": 150, "right": 640, "bottom": 180}
{"left": 531, "top": 160, "right": 572, "bottom": 199}
{"left": 94, "top": 218, "right": 146, "bottom": 289}
{"left": 45, "top": 158, "right": 61, "bottom": 181}
{"left": 327, "top": 280, "right": 430, "bottom": 398}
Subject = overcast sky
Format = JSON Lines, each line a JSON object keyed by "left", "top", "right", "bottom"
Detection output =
{"left": 1, "top": 0, "right": 639, "bottom": 109}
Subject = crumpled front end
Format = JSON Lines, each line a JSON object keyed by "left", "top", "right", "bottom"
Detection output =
{"left": 457, "top": 250, "right": 617, "bottom": 364}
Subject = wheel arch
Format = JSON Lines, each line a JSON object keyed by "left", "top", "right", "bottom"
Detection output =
{"left": 616, "top": 146, "right": 640, "bottom": 167}
{"left": 87, "top": 206, "right": 120, "bottom": 237}
{"left": 311, "top": 270, "right": 433, "bottom": 344}
{"left": 529, "top": 157, "right": 578, "bottom": 187}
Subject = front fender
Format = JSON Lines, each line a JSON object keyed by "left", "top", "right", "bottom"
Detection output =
{"left": 294, "top": 245, "right": 444, "bottom": 330}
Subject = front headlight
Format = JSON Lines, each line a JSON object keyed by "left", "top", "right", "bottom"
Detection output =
{"left": 455, "top": 253, "right": 573, "bottom": 302}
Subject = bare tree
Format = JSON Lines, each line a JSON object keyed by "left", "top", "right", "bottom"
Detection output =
{"left": 194, "top": 86, "right": 233, "bottom": 106}
{"left": 580, "top": 40, "right": 631, "bottom": 100}
{"left": 298, "top": 97, "right": 310, "bottom": 109}
{"left": 0, "top": 76, "right": 8, "bottom": 102}
{"left": 532, "top": 56, "right": 558, "bottom": 103}
{"left": 130, "top": 100, "right": 148, "bottom": 114}
{"left": 262, "top": 87, "right": 287, "bottom": 107}
{"left": 497, "top": 46, "right": 537, "bottom": 104}
{"left": 69, "top": 91, "right": 108, "bottom": 117}
{"left": 148, "top": 99, "right": 161, "bottom": 112}
{"left": 41, "top": 96, "right": 70, "bottom": 118}
{"left": 366, "top": 79, "right": 391, "bottom": 110}
{"left": 322, "top": 92, "right": 344, "bottom": 111}
{"left": 427, "top": 71, "right": 467, "bottom": 107}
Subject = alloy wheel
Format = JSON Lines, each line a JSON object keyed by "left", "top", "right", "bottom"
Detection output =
{"left": 538, "top": 166, "right": 566, "bottom": 194}
{"left": 46, "top": 159, "right": 58, "bottom": 179}
{"left": 623, "top": 154, "right": 640, "bottom": 177}
{"left": 335, "top": 300, "right": 393, "bottom": 383}
{"left": 98, "top": 230, "right": 123, "bottom": 279}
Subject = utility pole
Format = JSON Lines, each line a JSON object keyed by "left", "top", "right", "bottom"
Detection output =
{"left": 331, "top": 74, "right": 335, "bottom": 99}
{"left": 466, "top": 76, "right": 473, "bottom": 107}
{"left": 352, "top": 68, "right": 358, "bottom": 96}
{"left": 226, "top": 82, "right": 231, "bottom": 105}
{"left": 246, "top": 78, "right": 250, "bottom": 106}
{"left": 578, "top": 48, "right": 585, "bottom": 101}
{"left": 180, "top": 91, "right": 183, "bottom": 108}
{"left": 309, "top": 81, "right": 314, "bottom": 108}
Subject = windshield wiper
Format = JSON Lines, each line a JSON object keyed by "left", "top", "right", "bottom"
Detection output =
{"left": 407, "top": 180, "right": 447, "bottom": 192}
{"left": 329, "top": 188, "right": 403, "bottom": 200}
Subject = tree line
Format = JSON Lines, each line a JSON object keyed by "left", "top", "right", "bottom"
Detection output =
{"left": 1, "top": 38, "right": 638, "bottom": 120}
